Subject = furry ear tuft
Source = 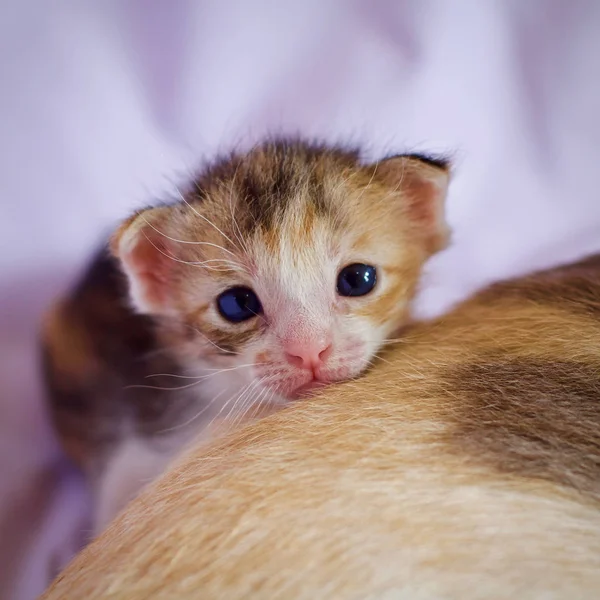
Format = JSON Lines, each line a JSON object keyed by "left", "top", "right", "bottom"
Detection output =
{"left": 372, "top": 153, "right": 451, "bottom": 254}
{"left": 110, "top": 206, "right": 177, "bottom": 315}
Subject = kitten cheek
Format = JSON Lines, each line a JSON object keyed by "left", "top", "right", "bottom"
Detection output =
{"left": 343, "top": 343, "right": 380, "bottom": 374}
{"left": 338, "top": 335, "right": 372, "bottom": 360}
{"left": 254, "top": 350, "right": 272, "bottom": 366}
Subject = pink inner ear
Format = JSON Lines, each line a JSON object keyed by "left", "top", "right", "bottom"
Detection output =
{"left": 373, "top": 156, "right": 449, "bottom": 255}
{"left": 404, "top": 175, "right": 448, "bottom": 254}
{"left": 406, "top": 178, "right": 438, "bottom": 226}
{"left": 122, "top": 228, "right": 174, "bottom": 314}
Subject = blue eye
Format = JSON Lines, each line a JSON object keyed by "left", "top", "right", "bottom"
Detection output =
{"left": 337, "top": 264, "right": 377, "bottom": 297}
{"left": 217, "top": 287, "right": 262, "bottom": 323}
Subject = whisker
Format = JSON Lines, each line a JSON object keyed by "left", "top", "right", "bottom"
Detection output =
{"left": 176, "top": 189, "right": 241, "bottom": 251}
{"left": 249, "top": 380, "right": 283, "bottom": 421}
{"left": 370, "top": 352, "right": 392, "bottom": 366}
{"left": 233, "top": 381, "right": 274, "bottom": 427}
{"left": 217, "top": 379, "right": 257, "bottom": 418}
{"left": 353, "top": 158, "right": 379, "bottom": 205}
{"left": 221, "top": 377, "right": 263, "bottom": 424}
{"left": 186, "top": 325, "right": 240, "bottom": 356}
{"left": 124, "top": 379, "right": 212, "bottom": 393}
{"left": 228, "top": 162, "right": 252, "bottom": 257}
{"left": 206, "top": 380, "right": 258, "bottom": 432}
{"left": 155, "top": 389, "right": 228, "bottom": 434}
{"left": 145, "top": 362, "right": 258, "bottom": 380}
{"left": 229, "top": 385, "right": 263, "bottom": 428}
{"left": 140, "top": 231, "right": 246, "bottom": 273}
{"left": 141, "top": 216, "right": 238, "bottom": 257}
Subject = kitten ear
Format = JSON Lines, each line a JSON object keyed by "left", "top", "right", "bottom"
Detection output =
{"left": 110, "top": 206, "right": 178, "bottom": 315}
{"left": 373, "top": 153, "right": 451, "bottom": 254}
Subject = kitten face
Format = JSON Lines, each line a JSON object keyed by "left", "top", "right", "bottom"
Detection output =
{"left": 113, "top": 140, "right": 450, "bottom": 406}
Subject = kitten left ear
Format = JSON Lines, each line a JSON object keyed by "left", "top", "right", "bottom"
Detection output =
{"left": 371, "top": 153, "right": 451, "bottom": 254}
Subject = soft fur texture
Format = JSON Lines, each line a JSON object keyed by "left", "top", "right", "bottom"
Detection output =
{"left": 41, "top": 138, "right": 450, "bottom": 534}
{"left": 42, "top": 253, "right": 600, "bottom": 599}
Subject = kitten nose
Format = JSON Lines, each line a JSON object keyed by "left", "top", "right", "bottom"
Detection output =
{"left": 284, "top": 338, "right": 332, "bottom": 370}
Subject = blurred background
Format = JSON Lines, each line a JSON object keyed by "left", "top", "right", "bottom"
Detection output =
{"left": 1, "top": 1, "right": 600, "bottom": 598}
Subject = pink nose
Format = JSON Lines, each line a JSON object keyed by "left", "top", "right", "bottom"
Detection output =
{"left": 284, "top": 338, "right": 333, "bottom": 370}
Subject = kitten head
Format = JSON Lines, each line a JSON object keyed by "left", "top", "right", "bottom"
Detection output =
{"left": 112, "top": 140, "right": 450, "bottom": 403}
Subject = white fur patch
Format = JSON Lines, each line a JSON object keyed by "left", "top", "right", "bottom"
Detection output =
{"left": 93, "top": 438, "right": 176, "bottom": 536}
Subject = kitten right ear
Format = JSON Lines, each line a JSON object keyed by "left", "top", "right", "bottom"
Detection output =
{"left": 370, "top": 153, "right": 451, "bottom": 255}
{"left": 110, "top": 206, "right": 178, "bottom": 316}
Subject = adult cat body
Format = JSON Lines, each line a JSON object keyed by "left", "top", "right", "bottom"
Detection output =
{"left": 43, "top": 253, "right": 600, "bottom": 599}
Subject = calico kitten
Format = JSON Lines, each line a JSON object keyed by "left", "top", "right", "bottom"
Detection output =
{"left": 41, "top": 139, "right": 451, "bottom": 533}
{"left": 43, "top": 253, "right": 600, "bottom": 600}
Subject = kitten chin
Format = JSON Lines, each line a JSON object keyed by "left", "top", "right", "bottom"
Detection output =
{"left": 41, "top": 137, "right": 452, "bottom": 538}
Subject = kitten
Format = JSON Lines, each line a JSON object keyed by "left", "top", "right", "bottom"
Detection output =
{"left": 42, "top": 253, "right": 600, "bottom": 600}
{"left": 41, "top": 139, "right": 451, "bottom": 534}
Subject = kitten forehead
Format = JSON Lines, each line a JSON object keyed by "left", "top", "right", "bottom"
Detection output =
{"left": 170, "top": 140, "right": 452, "bottom": 270}
{"left": 255, "top": 216, "right": 335, "bottom": 321}
{"left": 192, "top": 139, "right": 361, "bottom": 239}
